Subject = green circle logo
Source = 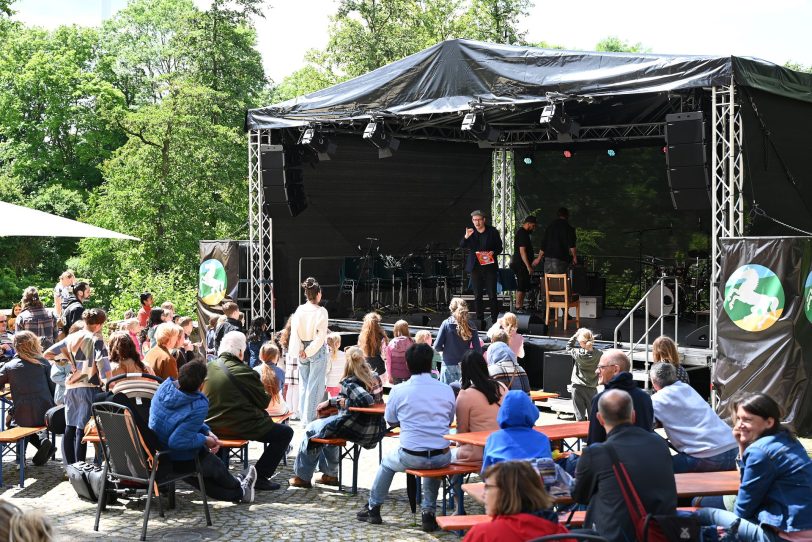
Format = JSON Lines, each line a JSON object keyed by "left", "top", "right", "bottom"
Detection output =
{"left": 199, "top": 259, "right": 227, "bottom": 306}
{"left": 804, "top": 271, "right": 812, "bottom": 324}
{"left": 723, "top": 264, "right": 784, "bottom": 332}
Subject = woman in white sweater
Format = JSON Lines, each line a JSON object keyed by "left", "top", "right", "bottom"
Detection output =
{"left": 289, "top": 277, "right": 330, "bottom": 425}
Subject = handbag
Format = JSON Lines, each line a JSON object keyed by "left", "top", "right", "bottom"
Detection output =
{"left": 605, "top": 444, "right": 701, "bottom": 542}
{"left": 44, "top": 404, "right": 66, "bottom": 435}
{"left": 66, "top": 461, "right": 108, "bottom": 502}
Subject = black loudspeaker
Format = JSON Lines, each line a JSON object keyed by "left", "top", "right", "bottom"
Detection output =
{"left": 685, "top": 325, "right": 710, "bottom": 348}
{"left": 519, "top": 343, "right": 544, "bottom": 389}
{"left": 665, "top": 112, "right": 710, "bottom": 211}
{"left": 260, "top": 145, "right": 308, "bottom": 217}
{"left": 542, "top": 351, "right": 574, "bottom": 398}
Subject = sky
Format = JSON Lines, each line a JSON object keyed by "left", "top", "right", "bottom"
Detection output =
{"left": 11, "top": 0, "right": 812, "bottom": 84}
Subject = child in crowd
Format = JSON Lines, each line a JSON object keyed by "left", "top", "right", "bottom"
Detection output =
{"left": 358, "top": 312, "right": 388, "bottom": 378}
{"left": 414, "top": 329, "right": 442, "bottom": 376}
{"left": 279, "top": 318, "right": 300, "bottom": 419}
{"left": 206, "top": 315, "right": 223, "bottom": 359}
{"left": 121, "top": 318, "right": 144, "bottom": 360}
{"left": 487, "top": 312, "right": 525, "bottom": 358}
{"left": 567, "top": 327, "right": 602, "bottom": 421}
{"left": 255, "top": 342, "right": 288, "bottom": 416}
{"left": 247, "top": 316, "right": 271, "bottom": 369}
{"left": 434, "top": 298, "right": 482, "bottom": 384}
{"left": 652, "top": 335, "right": 690, "bottom": 384}
{"left": 324, "top": 333, "right": 346, "bottom": 397}
{"left": 384, "top": 320, "right": 414, "bottom": 385}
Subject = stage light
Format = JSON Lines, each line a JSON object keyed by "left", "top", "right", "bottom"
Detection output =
{"left": 662, "top": 146, "right": 667, "bottom": 153}
{"left": 299, "top": 126, "right": 336, "bottom": 161}
{"left": 563, "top": 150, "right": 572, "bottom": 158}
{"left": 539, "top": 105, "right": 556, "bottom": 124}
{"left": 607, "top": 149, "right": 616, "bottom": 157}
{"left": 363, "top": 120, "right": 400, "bottom": 159}
{"left": 523, "top": 156, "right": 532, "bottom": 165}
{"left": 461, "top": 110, "right": 499, "bottom": 141}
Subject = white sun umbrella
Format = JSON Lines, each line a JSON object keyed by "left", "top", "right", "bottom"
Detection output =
{"left": 0, "top": 201, "right": 139, "bottom": 240}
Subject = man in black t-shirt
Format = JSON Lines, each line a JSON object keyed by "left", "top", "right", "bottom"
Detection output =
{"left": 460, "top": 210, "right": 503, "bottom": 322}
{"left": 510, "top": 216, "right": 538, "bottom": 311}
{"left": 539, "top": 207, "right": 577, "bottom": 274}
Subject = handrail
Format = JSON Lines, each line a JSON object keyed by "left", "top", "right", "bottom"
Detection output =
{"left": 614, "top": 276, "right": 679, "bottom": 390}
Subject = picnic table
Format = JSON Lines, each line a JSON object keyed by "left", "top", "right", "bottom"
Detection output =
{"left": 529, "top": 390, "right": 559, "bottom": 401}
{"left": 462, "top": 470, "right": 741, "bottom": 505}
{"left": 445, "top": 421, "right": 589, "bottom": 447}
{"left": 348, "top": 403, "right": 386, "bottom": 415}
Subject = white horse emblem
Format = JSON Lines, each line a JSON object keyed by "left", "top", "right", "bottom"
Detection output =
{"left": 201, "top": 261, "right": 225, "bottom": 295}
{"left": 726, "top": 267, "right": 779, "bottom": 328}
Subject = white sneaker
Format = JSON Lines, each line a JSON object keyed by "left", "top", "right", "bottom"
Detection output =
{"left": 240, "top": 465, "right": 257, "bottom": 503}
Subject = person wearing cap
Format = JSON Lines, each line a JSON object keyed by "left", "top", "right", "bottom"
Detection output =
{"left": 460, "top": 210, "right": 503, "bottom": 323}
{"left": 510, "top": 216, "right": 538, "bottom": 311}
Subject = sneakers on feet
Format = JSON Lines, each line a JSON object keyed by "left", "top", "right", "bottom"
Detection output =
{"left": 254, "top": 477, "right": 281, "bottom": 491}
{"left": 356, "top": 504, "right": 382, "bottom": 525}
{"left": 240, "top": 465, "right": 257, "bottom": 503}
{"left": 289, "top": 475, "right": 312, "bottom": 488}
{"left": 32, "top": 439, "right": 53, "bottom": 466}
{"left": 317, "top": 474, "right": 339, "bottom": 486}
{"left": 421, "top": 511, "right": 439, "bottom": 532}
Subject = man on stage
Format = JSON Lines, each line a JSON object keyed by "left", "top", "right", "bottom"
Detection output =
{"left": 539, "top": 207, "right": 577, "bottom": 274}
{"left": 460, "top": 210, "right": 503, "bottom": 324}
{"left": 510, "top": 215, "right": 538, "bottom": 311}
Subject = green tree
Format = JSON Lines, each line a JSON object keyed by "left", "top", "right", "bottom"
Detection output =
{"left": 784, "top": 61, "right": 812, "bottom": 73}
{"left": 461, "top": 0, "right": 533, "bottom": 44}
{"left": 595, "top": 36, "right": 648, "bottom": 53}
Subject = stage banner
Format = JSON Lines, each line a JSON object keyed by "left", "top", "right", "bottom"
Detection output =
{"left": 715, "top": 236, "right": 812, "bottom": 435}
{"left": 197, "top": 241, "right": 241, "bottom": 339}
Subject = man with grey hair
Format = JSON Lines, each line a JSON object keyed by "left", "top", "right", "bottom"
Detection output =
{"left": 650, "top": 362, "right": 737, "bottom": 473}
{"left": 572, "top": 389, "right": 677, "bottom": 542}
{"left": 204, "top": 331, "right": 293, "bottom": 491}
{"left": 587, "top": 349, "right": 654, "bottom": 445}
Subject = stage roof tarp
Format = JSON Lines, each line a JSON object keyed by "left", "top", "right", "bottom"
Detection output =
{"left": 246, "top": 39, "right": 812, "bottom": 130}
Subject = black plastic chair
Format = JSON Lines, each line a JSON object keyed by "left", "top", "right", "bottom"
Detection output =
{"left": 91, "top": 401, "right": 211, "bottom": 541}
{"left": 528, "top": 534, "right": 609, "bottom": 542}
{"left": 339, "top": 257, "right": 362, "bottom": 312}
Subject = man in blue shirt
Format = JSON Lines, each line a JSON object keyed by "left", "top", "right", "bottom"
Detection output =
{"left": 357, "top": 343, "right": 455, "bottom": 532}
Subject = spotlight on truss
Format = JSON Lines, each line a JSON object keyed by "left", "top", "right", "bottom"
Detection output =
{"left": 299, "top": 127, "right": 337, "bottom": 161}
{"left": 539, "top": 105, "right": 556, "bottom": 124}
{"left": 461, "top": 110, "right": 499, "bottom": 141}
{"left": 363, "top": 120, "right": 400, "bottom": 159}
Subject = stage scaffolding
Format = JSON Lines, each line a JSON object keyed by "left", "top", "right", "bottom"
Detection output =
{"left": 247, "top": 130, "right": 274, "bottom": 329}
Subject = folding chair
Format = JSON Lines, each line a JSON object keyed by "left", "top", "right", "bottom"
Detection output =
{"left": 91, "top": 402, "right": 211, "bottom": 541}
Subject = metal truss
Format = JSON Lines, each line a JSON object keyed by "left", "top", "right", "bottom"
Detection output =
{"left": 248, "top": 129, "right": 275, "bottom": 328}
{"left": 491, "top": 150, "right": 515, "bottom": 267}
{"left": 710, "top": 81, "right": 744, "bottom": 361}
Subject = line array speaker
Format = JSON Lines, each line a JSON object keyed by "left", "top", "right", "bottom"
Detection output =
{"left": 260, "top": 144, "right": 308, "bottom": 217}
{"left": 665, "top": 112, "right": 710, "bottom": 211}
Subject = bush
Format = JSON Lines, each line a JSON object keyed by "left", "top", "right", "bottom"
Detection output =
{"left": 104, "top": 268, "right": 197, "bottom": 321}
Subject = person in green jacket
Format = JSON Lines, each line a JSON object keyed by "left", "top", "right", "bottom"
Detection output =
{"left": 204, "top": 331, "right": 294, "bottom": 491}
{"left": 567, "top": 328, "right": 602, "bottom": 421}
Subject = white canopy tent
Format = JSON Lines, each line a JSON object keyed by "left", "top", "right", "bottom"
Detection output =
{"left": 0, "top": 201, "right": 139, "bottom": 240}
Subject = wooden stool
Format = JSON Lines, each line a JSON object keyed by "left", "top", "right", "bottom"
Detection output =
{"left": 310, "top": 437, "right": 363, "bottom": 494}
{"left": 218, "top": 439, "right": 249, "bottom": 469}
{"left": 405, "top": 463, "right": 481, "bottom": 516}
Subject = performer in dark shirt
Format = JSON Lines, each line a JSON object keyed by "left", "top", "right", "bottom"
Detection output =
{"left": 539, "top": 207, "right": 577, "bottom": 274}
{"left": 510, "top": 216, "right": 538, "bottom": 311}
{"left": 459, "top": 210, "right": 503, "bottom": 323}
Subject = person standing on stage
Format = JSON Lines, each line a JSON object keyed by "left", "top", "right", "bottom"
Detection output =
{"left": 460, "top": 210, "right": 503, "bottom": 323}
{"left": 538, "top": 207, "right": 577, "bottom": 274}
{"left": 510, "top": 216, "right": 538, "bottom": 311}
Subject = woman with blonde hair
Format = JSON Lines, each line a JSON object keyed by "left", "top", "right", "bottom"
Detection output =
{"left": 384, "top": 320, "right": 414, "bottom": 384}
{"left": 487, "top": 312, "right": 525, "bottom": 358}
{"left": 358, "top": 312, "right": 388, "bottom": 377}
{"left": 144, "top": 322, "right": 182, "bottom": 380}
{"left": 0, "top": 500, "right": 53, "bottom": 542}
{"left": 465, "top": 461, "right": 570, "bottom": 542}
{"left": 652, "top": 335, "right": 689, "bottom": 384}
{"left": 279, "top": 317, "right": 300, "bottom": 419}
{"left": 290, "top": 346, "right": 385, "bottom": 488}
{"left": 324, "top": 333, "right": 346, "bottom": 397}
{"left": 255, "top": 342, "right": 288, "bottom": 416}
{"left": 567, "top": 327, "right": 602, "bottom": 421}
{"left": 0, "top": 331, "right": 55, "bottom": 465}
{"left": 434, "top": 298, "right": 482, "bottom": 384}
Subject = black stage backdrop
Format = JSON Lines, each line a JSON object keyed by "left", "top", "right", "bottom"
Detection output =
{"left": 269, "top": 136, "right": 492, "bottom": 322}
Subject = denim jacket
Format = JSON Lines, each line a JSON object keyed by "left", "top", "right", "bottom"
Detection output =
{"left": 735, "top": 430, "right": 812, "bottom": 532}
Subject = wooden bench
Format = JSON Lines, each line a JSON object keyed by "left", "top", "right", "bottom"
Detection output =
{"left": 437, "top": 510, "right": 586, "bottom": 533}
{"left": 219, "top": 439, "right": 249, "bottom": 469}
{"left": 310, "top": 437, "right": 363, "bottom": 494}
{"left": 0, "top": 426, "right": 47, "bottom": 488}
{"left": 405, "top": 463, "right": 481, "bottom": 516}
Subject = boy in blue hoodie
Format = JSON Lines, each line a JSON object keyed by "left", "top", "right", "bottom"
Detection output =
{"left": 149, "top": 361, "right": 257, "bottom": 503}
{"left": 481, "top": 390, "right": 552, "bottom": 471}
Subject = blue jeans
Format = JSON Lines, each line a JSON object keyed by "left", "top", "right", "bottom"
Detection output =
{"left": 298, "top": 343, "right": 329, "bottom": 425}
{"left": 672, "top": 447, "right": 738, "bottom": 473}
{"left": 696, "top": 508, "right": 788, "bottom": 542}
{"left": 293, "top": 417, "right": 340, "bottom": 480}
{"left": 369, "top": 448, "right": 451, "bottom": 513}
{"left": 439, "top": 363, "right": 460, "bottom": 385}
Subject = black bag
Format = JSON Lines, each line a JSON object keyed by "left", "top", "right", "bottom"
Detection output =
{"left": 44, "top": 404, "right": 66, "bottom": 435}
{"left": 643, "top": 513, "right": 702, "bottom": 542}
{"left": 66, "top": 461, "right": 107, "bottom": 502}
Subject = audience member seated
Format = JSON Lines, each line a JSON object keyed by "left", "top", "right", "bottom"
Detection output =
{"left": 0, "top": 331, "right": 55, "bottom": 465}
{"left": 454, "top": 351, "right": 506, "bottom": 465}
{"left": 652, "top": 335, "right": 690, "bottom": 384}
{"left": 254, "top": 343, "right": 288, "bottom": 416}
{"left": 149, "top": 361, "right": 257, "bottom": 503}
{"left": 108, "top": 331, "right": 154, "bottom": 380}
{"left": 0, "top": 499, "right": 53, "bottom": 542}
{"left": 481, "top": 390, "right": 550, "bottom": 471}
{"left": 144, "top": 322, "right": 181, "bottom": 380}
{"left": 650, "top": 362, "right": 737, "bottom": 473}
{"left": 486, "top": 330, "right": 530, "bottom": 393}
{"left": 356, "top": 343, "right": 455, "bottom": 533}
{"left": 696, "top": 393, "right": 812, "bottom": 542}
{"left": 464, "top": 460, "right": 571, "bottom": 542}
{"left": 572, "top": 389, "right": 677, "bottom": 542}
{"left": 290, "top": 346, "right": 385, "bottom": 488}
{"left": 204, "top": 331, "right": 294, "bottom": 491}
{"left": 587, "top": 349, "right": 653, "bottom": 445}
